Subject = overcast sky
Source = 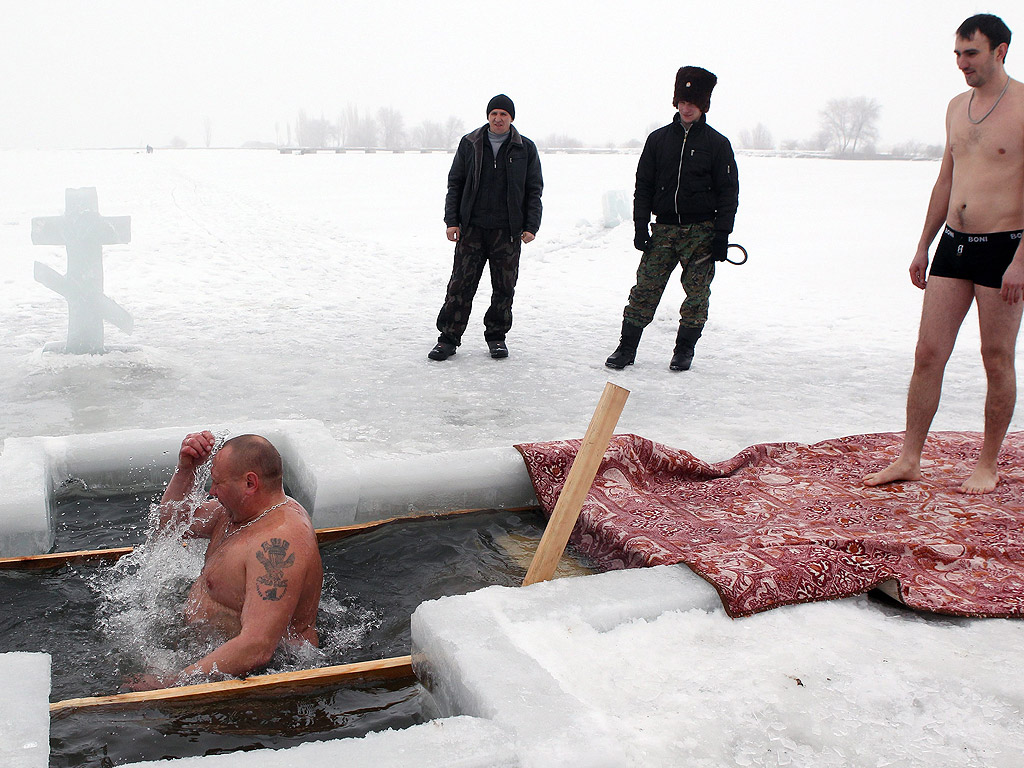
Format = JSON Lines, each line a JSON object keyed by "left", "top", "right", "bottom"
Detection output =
{"left": 1, "top": 1, "right": 1019, "bottom": 149}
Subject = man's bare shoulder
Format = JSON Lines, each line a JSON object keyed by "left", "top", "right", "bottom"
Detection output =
{"left": 249, "top": 507, "right": 318, "bottom": 561}
{"left": 1005, "top": 78, "right": 1024, "bottom": 113}
{"left": 948, "top": 89, "right": 972, "bottom": 109}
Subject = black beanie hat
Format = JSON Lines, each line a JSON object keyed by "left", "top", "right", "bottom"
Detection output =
{"left": 486, "top": 94, "right": 515, "bottom": 120}
{"left": 673, "top": 67, "right": 717, "bottom": 113}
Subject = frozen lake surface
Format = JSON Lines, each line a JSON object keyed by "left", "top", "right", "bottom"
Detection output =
{"left": 0, "top": 149, "right": 1005, "bottom": 461}
{"left": 1, "top": 148, "right": 1021, "bottom": 767}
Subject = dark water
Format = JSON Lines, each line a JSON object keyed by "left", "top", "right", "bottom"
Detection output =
{"left": 51, "top": 486, "right": 160, "bottom": 551}
{"left": 50, "top": 682, "right": 431, "bottom": 768}
{"left": 0, "top": 493, "right": 588, "bottom": 767}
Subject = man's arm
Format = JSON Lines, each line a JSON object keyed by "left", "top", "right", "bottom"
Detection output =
{"left": 133, "top": 534, "right": 313, "bottom": 689}
{"left": 633, "top": 134, "right": 656, "bottom": 226}
{"left": 444, "top": 138, "right": 468, "bottom": 231}
{"left": 711, "top": 137, "right": 739, "bottom": 235}
{"left": 911, "top": 107, "right": 955, "bottom": 289}
{"left": 633, "top": 134, "right": 657, "bottom": 250}
{"left": 998, "top": 168, "right": 1024, "bottom": 303}
{"left": 183, "top": 537, "right": 309, "bottom": 679}
{"left": 710, "top": 137, "right": 739, "bottom": 260}
{"left": 522, "top": 141, "right": 543, "bottom": 240}
{"left": 156, "top": 431, "right": 220, "bottom": 538}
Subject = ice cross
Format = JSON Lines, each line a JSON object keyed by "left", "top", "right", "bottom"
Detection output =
{"left": 31, "top": 187, "right": 133, "bottom": 354}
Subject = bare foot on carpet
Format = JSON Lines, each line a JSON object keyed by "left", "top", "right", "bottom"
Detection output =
{"left": 863, "top": 458, "right": 922, "bottom": 487}
{"left": 960, "top": 466, "right": 999, "bottom": 495}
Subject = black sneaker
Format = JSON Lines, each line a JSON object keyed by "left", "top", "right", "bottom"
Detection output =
{"left": 428, "top": 342, "right": 457, "bottom": 361}
{"left": 488, "top": 340, "right": 509, "bottom": 359}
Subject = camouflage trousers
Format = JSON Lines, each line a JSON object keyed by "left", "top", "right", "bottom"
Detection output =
{"left": 436, "top": 226, "right": 521, "bottom": 345}
{"left": 623, "top": 221, "right": 715, "bottom": 329}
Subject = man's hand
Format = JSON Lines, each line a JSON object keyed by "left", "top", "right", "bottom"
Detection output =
{"left": 712, "top": 231, "right": 730, "bottom": 262}
{"left": 126, "top": 672, "right": 178, "bottom": 692}
{"left": 177, "top": 431, "right": 216, "bottom": 474}
{"left": 521, "top": 231, "right": 535, "bottom": 244}
{"left": 634, "top": 223, "right": 650, "bottom": 252}
{"left": 1000, "top": 258, "right": 1024, "bottom": 303}
{"left": 446, "top": 226, "right": 460, "bottom": 242}
{"left": 909, "top": 248, "right": 929, "bottom": 290}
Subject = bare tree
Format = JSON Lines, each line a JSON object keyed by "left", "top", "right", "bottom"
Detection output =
{"left": 739, "top": 123, "right": 774, "bottom": 150}
{"left": 338, "top": 104, "right": 378, "bottom": 148}
{"left": 539, "top": 133, "right": 583, "bottom": 149}
{"left": 377, "top": 106, "right": 407, "bottom": 150}
{"left": 411, "top": 120, "right": 447, "bottom": 149}
{"left": 890, "top": 140, "right": 944, "bottom": 160}
{"left": 295, "top": 110, "right": 333, "bottom": 147}
{"left": 444, "top": 116, "right": 465, "bottom": 149}
{"left": 819, "top": 97, "right": 881, "bottom": 156}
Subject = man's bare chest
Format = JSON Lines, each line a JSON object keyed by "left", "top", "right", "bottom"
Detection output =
{"left": 199, "top": 539, "right": 247, "bottom": 609}
{"left": 950, "top": 110, "right": 1024, "bottom": 165}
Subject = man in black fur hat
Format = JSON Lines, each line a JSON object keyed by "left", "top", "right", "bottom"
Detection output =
{"left": 428, "top": 94, "right": 543, "bottom": 361}
{"left": 606, "top": 66, "right": 739, "bottom": 371}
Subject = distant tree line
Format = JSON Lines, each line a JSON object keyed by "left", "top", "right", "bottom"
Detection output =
{"left": 276, "top": 106, "right": 466, "bottom": 150}
{"left": 738, "top": 96, "right": 941, "bottom": 159}
{"left": 175, "top": 97, "right": 942, "bottom": 158}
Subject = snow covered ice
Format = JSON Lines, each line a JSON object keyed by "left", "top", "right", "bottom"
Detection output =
{"left": 0, "top": 653, "right": 49, "bottom": 768}
{"left": 1, "top": 148, "right": 1023, "bottom": 766}
{"left": 0, "top": 149, "right": 980, "bottom": 459}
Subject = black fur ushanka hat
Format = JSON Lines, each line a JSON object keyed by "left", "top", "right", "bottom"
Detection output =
{"left": 673, "top": 66, "right": 717, "bottom": 112}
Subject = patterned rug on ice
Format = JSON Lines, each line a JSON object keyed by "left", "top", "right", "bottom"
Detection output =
{"left": 515, "top": 432, "right": 1024, "bottom": 618}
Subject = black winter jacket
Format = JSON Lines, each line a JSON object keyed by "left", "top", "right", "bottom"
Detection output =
{"left": 444, "top": 124, "right": 543, "bottom": 237}
{"left": 634, "top": 113, "right": 738, "bottom": 234}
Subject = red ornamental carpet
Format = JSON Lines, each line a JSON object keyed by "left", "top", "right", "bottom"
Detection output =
{"left": 514, "top": 432, "right": 1024, "bottom": 618}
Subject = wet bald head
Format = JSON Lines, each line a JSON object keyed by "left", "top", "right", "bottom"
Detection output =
{"left": 219, "top": 434, "right": 284, "bottom": 489}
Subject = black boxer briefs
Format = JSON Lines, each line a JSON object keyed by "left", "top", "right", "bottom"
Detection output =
{"left": 930, "top": 225, "right": 1024, "bottom": 288}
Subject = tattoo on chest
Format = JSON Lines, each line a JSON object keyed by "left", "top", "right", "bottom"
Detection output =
{"left": 256, "top": 538, "right": 295, "bottom": 601}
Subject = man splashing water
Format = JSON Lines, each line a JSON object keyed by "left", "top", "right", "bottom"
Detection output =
{"left": 130, "top": 431, "right": 323, "bottom": 690}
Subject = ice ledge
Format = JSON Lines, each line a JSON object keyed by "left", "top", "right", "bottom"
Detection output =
{"left": 411, "top": 565, "right": 722, "bottom": 767}
{"left": 0, "top": 419, "right": 538, "bottom": 557}
{"left": 0, "top": 653, "right": 50, "bottom": 768}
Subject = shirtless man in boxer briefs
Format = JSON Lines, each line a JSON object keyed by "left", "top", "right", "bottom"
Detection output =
{"left": 131, "top": 431, "right": 323, "bottom": 690}
{"left": 865, "top": 13, "right": 1024, "bottom": 494}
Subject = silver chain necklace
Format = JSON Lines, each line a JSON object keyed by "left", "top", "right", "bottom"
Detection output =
{"left": 968, "top": 76, "right": 1011, "bottom": 124}
{"left": 222, "top": 499, "right": 288, "bottom": 541}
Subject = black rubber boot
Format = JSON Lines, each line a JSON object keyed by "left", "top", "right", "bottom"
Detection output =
{"left": 428, "top": 341, "right": 457, "bottom": 361}
{"left": 605, "top": 321, "right": 644, "bottom": 369}
{"left": 669, "top": 325, "right": 702, "bottom": 371}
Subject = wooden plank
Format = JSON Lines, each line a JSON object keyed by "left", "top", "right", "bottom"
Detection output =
{"left": 523, "top": 382, "right": 629, "bottom": 586}
{"left": 314, "top": 505, "right": 537, "bottom": 544}
{"left": 0, "top": 546, "right": 133, "bottom": 570}
{"left": 0, "top": 506, "right": 542, "bottom": 570}
{"left": 50, "top": 655, "right": 414, "bottom": 714}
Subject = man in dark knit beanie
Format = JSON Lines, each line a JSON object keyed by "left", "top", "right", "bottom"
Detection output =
{"left": 605, "top": 66, "right": 739, "bottom": 372}
{"left": 429, "top": 94, "right": 543, "bottom": 361}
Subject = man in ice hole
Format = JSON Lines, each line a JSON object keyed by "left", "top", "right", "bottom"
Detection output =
{"left": 865, "top": 13, "right": 1024, "bottom": 494}
{"left": 131, "top": 431, "right": 323, "bottom": 690}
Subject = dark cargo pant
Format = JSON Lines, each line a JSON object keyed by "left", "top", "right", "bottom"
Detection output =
{"left": 622, "top": 221, "right": 715, "bottom": 329}
{"left": 436, "top": 226, "right": 521, "bottom": 346}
